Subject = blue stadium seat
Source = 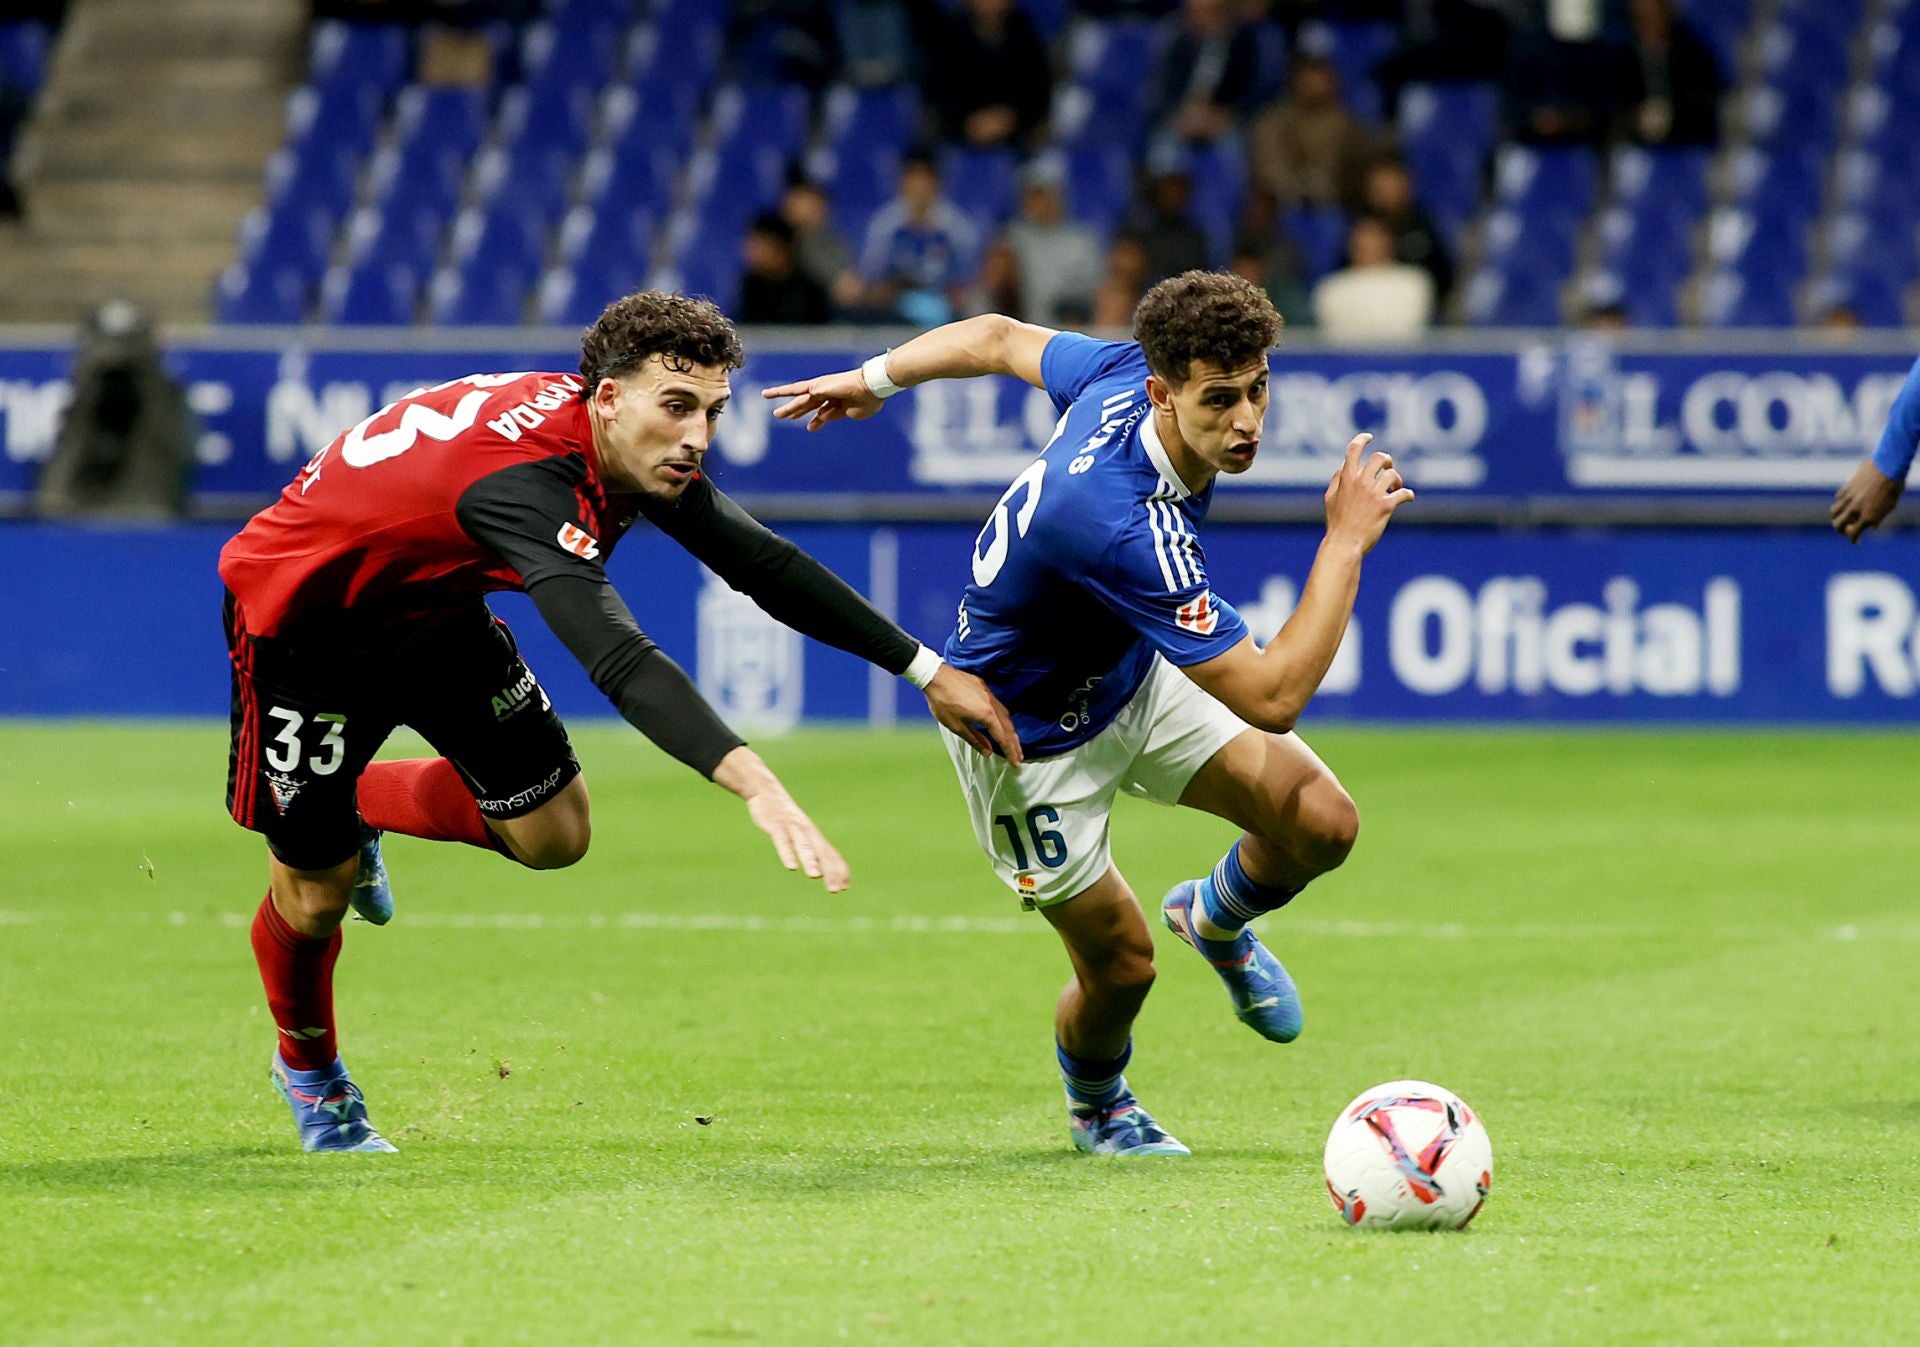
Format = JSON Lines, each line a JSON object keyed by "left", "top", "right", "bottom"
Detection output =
{"left": 1722, "top": 147, "right": 1825, "bottom": 222}
{"left": 447, "top": 203, "right": 550, "bottom": 279}
{"left": 1705, "top": 206, "right": 1808, "bottom": 282}
{"left": 709, "top": 83, "right": 813, "bottom": 158}
{"left": 343, "top": 203, "right": 446, "bottom": 277}
{"left": 1596, "top": 206, "right": 1695, "bottom": 292}
{"left": 557, "top": 202, "right": 652, "bottom": 281}
{"left": 1774, "top": 0, "right": 1867, "bottom": 39}
{"left": 1062, "top": 147, "right": 1134, "bottom": 234}
{"left": 283, "top": 79, "right": 387, "bottom": 168}
{"left": 1463, "top": 265, "right": 1562, "bottom": 326}
{"left": 661, "top": 210, "right": 745, "bottom": 306}
{"left": 1609, "top": 144, "right": 1711, "bottom": 217}
{"left": 1479, "top": 208, "right": 1577, "bottom": 286}
{"left": 1683, "top": 0, "right": 1754, "bottom": 78}
{"left": 1283, "top": 205, "right": 1347, "bottom": 280}
{"left": 214, "top": 262, "right": 309, "bottom": 325}
{"left": 1741, "top": 82, "right": 1838, "bottom": 156}
{"left": 308, "top": 21, "right": 411, "bottom": 99}
{"left": 516, "top": 15, "right": 622, "bottom": 98}
{"left": 262, "top": 144, "right": 360, "bottom": 234}
{"left": 687, "top": 141, "right": 790, "bottom": 234}
{"left": 630, "top": 4, "right": 722, "bottom": 103}
{"left": 237, "top": 201, "right": 338, "bottom": 283}
{"left": 1824, "top": 209, "right": 1919, "bottom": 285}
{"left": 1804, "top": 269, "right": 1907, "bottom": 325}
{"left": 600, "top": 79, "right": 699, "bottom": 157}
{"left": 1302, "top": 19, "right": 1396, "bottom": 124}
{"left": 1492, "top": 145, "right": 1599, "bottom": 222}
{"left": 821, "top": 84, "right": 919, "bottom": 154}
{"left": 1050, "top": 80, "right": 1152, "bottom": 151}
{"left": 1698, "top": 267, "right": 1796, "bottom": 326}
{"left": 426, "top": 263, "right": 530, "bottom": 326}
{"left": 944, "top": 146, "right": 1020, "bottom": 227}
{"left": 809, "top": 143, "right": 901, "bottom": 241}
{"left": 1755, "top": 21, "right": 1850, "bottom": 97}
{"left": 319, "top": 259, "right": 421, "bottom": 325}
{"left": 0, "top": 20, "right": 53, "bottom": 95}
{"left": 579, "top": 139, "right": 678, "bottom": 221}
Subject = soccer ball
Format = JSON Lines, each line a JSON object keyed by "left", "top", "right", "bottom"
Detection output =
{"left": 1323, "top": 1080, "right": 1493, "bottom": 1230}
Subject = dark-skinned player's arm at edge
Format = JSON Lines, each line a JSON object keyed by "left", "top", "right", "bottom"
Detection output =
{"left": 455, "top": 458, "right": 744, "bottom": 777}
{"left": 1834, "top": 352, "right": 1920, "bottom": 542}
{"left": 636, "top": 475, "right": 922, "bottom": 675}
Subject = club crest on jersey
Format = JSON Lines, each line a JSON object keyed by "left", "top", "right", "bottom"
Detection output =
{"left": 265, "top": 770, "right": 303, "bottom": 814}
{"left": 557, "top": 522, "right": 600, "bottom": 560}
{"left": 1176, "top": 591, "right": 1220, "bottom": 635}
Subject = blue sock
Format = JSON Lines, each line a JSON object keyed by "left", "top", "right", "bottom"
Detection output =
{"left": 1195, "top": 842, "right": 1300, "bottom": 938}
{"left": 1057, "top": 1039, "right": 1130, "bottom": 1114}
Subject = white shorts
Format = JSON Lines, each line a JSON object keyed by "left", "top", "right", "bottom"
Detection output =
{"left": 940, "top": 655, "right": 1253, "bottom": 909}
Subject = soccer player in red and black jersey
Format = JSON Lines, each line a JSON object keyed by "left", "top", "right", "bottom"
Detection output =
{"left": 222, "top": 292, "right": 1021, "bottom": 1152}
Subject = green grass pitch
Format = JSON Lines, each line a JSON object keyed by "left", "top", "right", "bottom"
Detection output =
{"left": 3, "top": 721, "right": 1918, "bottom": 1345}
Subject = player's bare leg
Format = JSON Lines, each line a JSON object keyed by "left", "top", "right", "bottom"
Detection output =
{"left": 1041, "top": 868, "right": 1189, "bottom": 1157}
{"left": 483, "top": 773, "right": 591, "bottom": 869}
{"left": 1161, "top": 728, "right": 1358, "bottom": 1042}
{"left": 256, "top": 852, "right": 395, "bottom": 1152}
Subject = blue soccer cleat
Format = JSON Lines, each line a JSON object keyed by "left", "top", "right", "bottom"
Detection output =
{"left": 271, "top": 1054, "right": 398, "bottom": 1153}
{"left": 350, "top": 824, "right": 393, "bottom": 926}
{"left": 1162, "top": 880, "right": 1303, "bottom": 1043}
{"left": 1069, "top": 1092, "right": 1191, "bottom": 1157}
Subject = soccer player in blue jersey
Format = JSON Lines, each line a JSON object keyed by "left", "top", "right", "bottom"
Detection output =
{"left": 766, "top": 271, "right": 1413, "bottom": 1156}
{"left": 1832, "top": 352, "right": 1917, "bottom": 540}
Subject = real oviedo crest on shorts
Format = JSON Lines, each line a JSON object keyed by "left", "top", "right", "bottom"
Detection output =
{"left": 1175, "top": 591, "right": 1220, "bottom": 635}
{"left": 556, "top": 522, "right": 600, "bottom": 560}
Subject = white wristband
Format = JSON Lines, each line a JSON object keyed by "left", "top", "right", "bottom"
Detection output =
{"left": 861, "top": 352, "right": 904, "bottom": 399}
{"left": 902, "top": 643, "right": 944, "bottom": 689}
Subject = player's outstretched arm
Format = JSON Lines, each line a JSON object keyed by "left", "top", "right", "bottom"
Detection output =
{"left": 762, "top": 314, "right": 1058, "bottom": 431}
{"left": 1183, "top": 433, "right": 1413, "bottom": 732}
{"left": 1836, "top": 351, "right": 1920, "bottom": 541}
{"left": 711, "top": 746, "right": 850, "bottom": 893}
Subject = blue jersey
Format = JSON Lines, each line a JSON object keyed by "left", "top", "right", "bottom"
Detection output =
{"left": 1872, "top": 352, "right": 1920, "bottom": 480}
{"left": 943, "top": 332, "right": 1250, "bottom": 757}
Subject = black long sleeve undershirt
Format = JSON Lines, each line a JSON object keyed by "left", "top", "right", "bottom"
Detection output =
{"left": 455, "top": 455, "right": 920, "bottom": 780}
{"left": 638, "top": 476, "right": 920, "bottom": 676}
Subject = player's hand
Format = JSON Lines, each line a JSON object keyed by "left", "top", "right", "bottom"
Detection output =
{"left": 1831, "top": 458, "right": 1903, "bottom": 543}
{"left": 923, "top": 664, "right": 1024, "bottom": 766}
{"left": 713, "top": 747, "right": 850, "bottom": 892}
{"left": 1323, "top": 432, "right": 1414, "bottom": 555}
{"left": 763, "top": 369, "right": 886, "bottom": 432}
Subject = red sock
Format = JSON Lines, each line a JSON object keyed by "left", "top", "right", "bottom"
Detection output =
{"left": 251, "top": 893, "right": 342, "bottom": 1073}
{"left": 357, "top": 758, "right": 503, "bottom": 853}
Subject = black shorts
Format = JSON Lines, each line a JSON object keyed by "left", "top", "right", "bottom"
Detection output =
{"left": 225, "top": 594, "right": 581, "bottom": 870}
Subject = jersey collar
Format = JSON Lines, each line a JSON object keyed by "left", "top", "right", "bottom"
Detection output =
{"left": 1139, "top": 411, "right": 1194, "bottom": 501}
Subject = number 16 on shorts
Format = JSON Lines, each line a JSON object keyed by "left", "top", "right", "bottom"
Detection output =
{"left": 995, "top": 806, "right": 1066, "bottom": 907}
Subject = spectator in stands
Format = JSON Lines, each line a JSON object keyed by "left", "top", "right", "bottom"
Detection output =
{"left": 1003, "top": 156, "right": 1105, "bottom": 325}
{"left": 739, "top": 213, "right": 832, "bottom": 325}
{"left": 964, "top": 238, "right": 1026, "bottom": 318}
{"left": 1612, "top": 0, "right": 1721, "bottom": 147}
{"left": 1231, "top": 229, "right": 1314, "bottom": 330}
{"left": 1360, "top": 155, "right": 1453, "bottom": 304}
{"left": 927, "top": 0, "right": 1053, "bottom": 152}
{"left": 1092, "top": 235, "right": 1151, "bottom": 328}
{"left": 725, "top": 0, "right": 841, "bottom": 90}
{"left": 838, "top": 0, "right": 921, "bottom": 87}
{"left": 1312, "top": 214, "right": 1435, "bottom": 339}
{"left": 1233, "top": 190, "right": 1315, "bottom": 328}
{"left": 780, "top": 178, "right": 864, "bottom": 314}
{"left": 1504, "top": 2, "right": 1612, "bottom": 145}
{"left": 1149, "top": 0, "right": 1260, "bottom": 148}
{"left": 856, "top": 151, "right": 982, "bottom": 325}
{"left": 1372, "top": 0, "right": 1513, "bottom": 121}
{"left": 1121, "top": 163, "right": 1212, "bottom": 285}
{"left": 1246, "top": 53, "right": 1374, "bottom": 211}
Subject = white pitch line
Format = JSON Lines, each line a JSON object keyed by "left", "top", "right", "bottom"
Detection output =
{"left": 0, "top": 910, "right": 1910, "bottom": 942}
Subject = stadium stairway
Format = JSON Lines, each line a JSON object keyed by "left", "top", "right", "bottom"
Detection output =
{"left": 0, "top": 0, "right": 303, "bottom": 325}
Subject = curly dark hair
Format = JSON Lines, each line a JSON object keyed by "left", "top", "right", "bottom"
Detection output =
{"left": 1133, "top": 270, "right": 1282, "bottom": 386}
{"left": 578, "top": 291, "right": 745, "bottom": 396}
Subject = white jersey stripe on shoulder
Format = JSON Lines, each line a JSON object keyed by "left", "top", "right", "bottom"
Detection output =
{"left": 1165, "top": 501, "right": 1204, "bottom": 585}
{"left": 1145, "top": 500, "right": 1180, "bottom": 591}
{"left": 1101, "top": 389, "right": 1135, "bottom": 409}
{"left": 1152, "top": 500, "right": 1195, "bottom": 588}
